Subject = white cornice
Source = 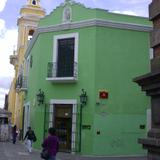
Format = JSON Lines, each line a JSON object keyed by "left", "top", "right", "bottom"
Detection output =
{"left": 21, "top": 5, "right": 46, "bottom": 12}
{"left": 25, "top": 19, "right": 152, "bottom": 58}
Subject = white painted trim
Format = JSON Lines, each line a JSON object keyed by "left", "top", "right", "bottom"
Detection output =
{"left": 50, "top": 99, "right": 77, "bottom": 105}
{"left": 49, "top": 103, "right": 53, "bottom": 128}
{"left": 53, "top": 32, "right": 79, "bottom": 63}
{"left": 46, "top": 77, "right": 77, "bottom": 83}
{"left": 71, "top": 104, "right": 77, "bottom": 151}
{"left": 25, "top": 18, "right": 152, "bottom": 58}
{"left": 49, "top": 99, "right": 77, "bottom": 152}
{"left": 23, "top": 102, "right": 30, "bottom": 136}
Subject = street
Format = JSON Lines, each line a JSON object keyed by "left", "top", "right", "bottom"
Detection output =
{"left": 0, "top": 141, "right": 147, "bottom": 160}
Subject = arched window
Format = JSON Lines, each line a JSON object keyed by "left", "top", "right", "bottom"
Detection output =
{"left": 28, "top": 29, "right": 34, "bottom": 40}
{"left": 32, "top": 0, "right": 36, "bottom": 5}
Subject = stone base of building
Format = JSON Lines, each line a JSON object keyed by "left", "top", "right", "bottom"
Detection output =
{"left": 138, "top": 129, "right": 160, "bottom": 160}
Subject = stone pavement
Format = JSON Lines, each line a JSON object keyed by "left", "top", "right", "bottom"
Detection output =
{"left": 0, "top": 141, "right": 147, "bottom": 160}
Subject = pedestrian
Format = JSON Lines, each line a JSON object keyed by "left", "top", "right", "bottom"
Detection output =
{"left": 23, "top": 126, "right": 36, "bottom": 153}
{"left": 41, "top": 127, "right": 59, "bottom": 160}
{"left": 12, "top": 125, "right": 17, "bottom": 144}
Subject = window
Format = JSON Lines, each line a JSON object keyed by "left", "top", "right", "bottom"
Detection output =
{"left": 32, "top": 0, "right": 36, "bottom": 5}
{"left": 47, "top": 33, "right": 78, "bottom": 82}
{"left": 57, "top": 38, "right": 74, "bottom": 77}
{"left": 28, "top": 30, "right": 34, "bottom": 41}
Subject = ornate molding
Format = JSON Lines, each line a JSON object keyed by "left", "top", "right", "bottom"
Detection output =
{"left": 25, "top": 19, "right": 152, "bottom": 58}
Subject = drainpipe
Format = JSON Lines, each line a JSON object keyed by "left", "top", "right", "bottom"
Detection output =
{"left": 79, "top": 104, "right": 83, "bottom": 152}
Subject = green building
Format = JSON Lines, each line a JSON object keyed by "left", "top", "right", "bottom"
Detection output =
{"left": 23, "top": 0, "right": 151, "bottom": 156}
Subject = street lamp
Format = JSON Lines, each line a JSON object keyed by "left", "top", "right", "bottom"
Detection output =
{"left": 79, "top": 89, "right": 88, "bottom": 152}
{"left": 36, "top": 89, "right": 44, "bottom": 105}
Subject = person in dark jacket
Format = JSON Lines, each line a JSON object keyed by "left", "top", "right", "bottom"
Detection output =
{"left": 23, "top": 127, "right": 36, "bottom": 153}
{"left": 12, "top": 125, "right": 17, "bottom": 144}
{"left": 42, "top": 127, "right": 59, "bottom": 160}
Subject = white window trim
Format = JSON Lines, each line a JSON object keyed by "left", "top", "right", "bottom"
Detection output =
{"left": 53, "top": 33, "right": 78, "bottom": 63}
{"left": 23, "top": 102, "right": 30, "bottom": 137}
{"left": 50, "top": 99, "right": 77, "bottom": 152}
{"left": 46, "top": 33, "right": 79, "bottom": 82}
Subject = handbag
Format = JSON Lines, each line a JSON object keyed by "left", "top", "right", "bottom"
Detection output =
{"left": 40, "top": 148, "right": 49, "bottom": 160}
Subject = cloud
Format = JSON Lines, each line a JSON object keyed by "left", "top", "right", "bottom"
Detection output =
{"left": 0, "top": 0, "right": 7, "bottom": 12}
{"left": 40, "top": 0, "right": 151, "bottom": 17}
{"left": 0, "top": 19, "right": 6, "bottom": 38}
{"left": 112, "top": 10, "right": 138, "bottom": 16}
{"left": 0, "top": 76, "right": 12, "bottom": 90}
{"left": 0, "top": 19, "right": 18, "bottom": 108}
{"left": 0, "top": 88, "right": 8, "bottom": 98}
{"left": 0, "top": 87, "right": 8, "bottom": 108}
{"left": 0, "top": 19, "right": 18, "bottom": 78}
{"left": 84, "top": 0, "right": 152, "bottom": 17}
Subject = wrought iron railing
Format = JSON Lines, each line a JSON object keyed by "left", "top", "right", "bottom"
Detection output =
{"left": 47, "top": 62, "right": 78, "bottom": 79}
{"left": 15, "top": 75, "right": 28, "bottom": 91}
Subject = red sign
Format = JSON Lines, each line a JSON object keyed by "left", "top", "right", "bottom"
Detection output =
{"left": 99, "top": 91, "right": 108, "bottom": 99}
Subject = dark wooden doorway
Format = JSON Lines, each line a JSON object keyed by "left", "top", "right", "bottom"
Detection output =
{"left": 54, "top": 104, "right": 72, "bottom": 152}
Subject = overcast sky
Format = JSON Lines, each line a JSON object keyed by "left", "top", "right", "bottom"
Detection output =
{"left": 0, "top": 0, "right": 152, "bottom": 108}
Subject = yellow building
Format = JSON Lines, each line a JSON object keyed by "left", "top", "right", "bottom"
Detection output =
{"left": 8, "top": 0, "right": 45, "bottom": 137}
{"left": 8, "top": 51, "right": 18, "bottom": 124}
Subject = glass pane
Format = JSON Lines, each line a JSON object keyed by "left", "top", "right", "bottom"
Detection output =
{"left": 57, "top": 38, "right": 74, "bottom": 77}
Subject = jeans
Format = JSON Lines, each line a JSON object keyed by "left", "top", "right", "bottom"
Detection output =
{"left": 12, "top": 136, "right": 16, "bottom": 144}
{"left": 12, "top": 133, "right": 17, "bottom": 144}
{"left": 48, "top": 155, "right": 56, "bottom": 160}
{"left": 27, "top": 139, "right": 32, "bottom": 152}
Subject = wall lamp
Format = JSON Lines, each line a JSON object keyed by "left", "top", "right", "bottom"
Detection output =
{"left": 80, "top": 89, "right": 88, "bottom": 106}
{"left": 36, "top": 89, "right": 44, "bottom": 105}
{"left": 79, "top": 89, "right": 88, "bottom": 152}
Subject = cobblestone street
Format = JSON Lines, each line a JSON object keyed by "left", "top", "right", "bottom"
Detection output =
{"left": 0, "top": 141, "right": 147, "bottom": 160}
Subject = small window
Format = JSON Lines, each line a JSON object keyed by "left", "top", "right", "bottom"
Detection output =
{"left": 28, "top": 29, "right": 34, "bottom": 40}
{"left": 32, "top": 0, "right": 36, "bottom": 5}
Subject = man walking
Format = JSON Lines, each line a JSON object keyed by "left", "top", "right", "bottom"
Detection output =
{"left": 23, "top": 127, "right": 36, "bottom": 153}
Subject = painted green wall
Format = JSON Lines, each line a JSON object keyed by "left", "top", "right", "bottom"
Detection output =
{"left": 26, "top": 27, "right": 97, "bottom": 152}
{"left": 92, "top": 27, "right": 150, "bottom": 155}
{"left": 25, "top": 1, "right": 151, "bottom": 156}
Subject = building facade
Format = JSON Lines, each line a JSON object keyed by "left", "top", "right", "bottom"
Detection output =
{"left": 24, "top": 0, "right": 151, "bottom": 156}
{"left": 8, "top": 0, "right": 45, "bottom": 134}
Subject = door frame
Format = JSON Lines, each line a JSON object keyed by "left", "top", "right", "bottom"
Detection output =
{"left": 49, "top": 99, "right": 77, "bottom": 152}
{"left": 23, "top": 102, "right": 30, "bottom": 138}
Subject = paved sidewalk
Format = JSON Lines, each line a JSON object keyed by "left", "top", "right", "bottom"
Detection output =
{"left": 0, "top": 141, "right": 147, "bottom": 160}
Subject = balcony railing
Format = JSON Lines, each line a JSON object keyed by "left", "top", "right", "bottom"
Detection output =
{"left": 15, "top": 76, "right": 28, "bottom": 92}
{"left": 46, "top": 62, "right": 78, "bottom": 83}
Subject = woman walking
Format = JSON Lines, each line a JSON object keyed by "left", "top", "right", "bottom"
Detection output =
{"left": 41, "top": 127, "right": 59, "bottom": 160}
